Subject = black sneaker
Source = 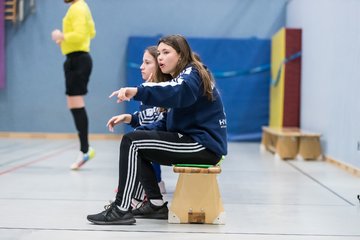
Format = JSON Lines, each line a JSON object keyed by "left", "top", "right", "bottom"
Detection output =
{"left": 87, "top": 202, "right": 136, "bottom": 225}
{"left": 132, "top": 201, "right": 168, "bottom": 219}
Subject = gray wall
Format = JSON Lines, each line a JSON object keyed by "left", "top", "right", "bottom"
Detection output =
{"left": 0, "top": 0, "right": 287, "bottom": 134}
{"left": 286, "top": 0, "right": 360, "bottom": 167}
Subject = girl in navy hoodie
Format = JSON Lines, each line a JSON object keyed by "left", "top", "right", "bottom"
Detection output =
{"left": 87, "top": 34, "right": 227, "bottom": 225}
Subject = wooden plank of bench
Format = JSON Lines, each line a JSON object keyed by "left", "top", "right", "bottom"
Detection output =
{"left": 173, "top": 166, "right": 221, "bottom": 174}
{"left": 262, "top": 126, "right": 301, "bottom": 136}
{"left": 300, "top": 132, "right": 322, "bottom": 137}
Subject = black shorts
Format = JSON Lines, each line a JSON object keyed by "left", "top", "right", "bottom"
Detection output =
{"left": 64, "top": 51, "right": 92, "bottom": 96}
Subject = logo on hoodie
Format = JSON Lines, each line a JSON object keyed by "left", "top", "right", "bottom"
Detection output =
{"left": 219, "top": 118, "right": 227, "bottom": 128}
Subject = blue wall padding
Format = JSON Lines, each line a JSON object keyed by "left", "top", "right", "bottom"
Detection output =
{"left": 125, "top": 36, "right": 270, "bottom": 141}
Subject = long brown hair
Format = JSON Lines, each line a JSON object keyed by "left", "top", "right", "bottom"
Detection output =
{"left": 157, "top": 34, "right": 214, "bottom": 100}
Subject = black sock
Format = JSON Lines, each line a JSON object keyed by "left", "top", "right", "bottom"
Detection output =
{"left": 70, "top": 107, "right": 89, "bottom": 153}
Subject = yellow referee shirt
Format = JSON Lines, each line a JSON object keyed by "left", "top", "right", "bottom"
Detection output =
{"left": 61, "top": 0, "right": 96, "bottom": 55}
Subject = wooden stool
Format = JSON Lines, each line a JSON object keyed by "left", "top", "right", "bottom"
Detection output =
{"left": 297, "top": 133, "right": 323, "bottom": 160}
{"left": 261, "top": 126, "right": 301, "bottom": 159}
{"left": 168, "top": 165, "right": 225, "bottom": 224}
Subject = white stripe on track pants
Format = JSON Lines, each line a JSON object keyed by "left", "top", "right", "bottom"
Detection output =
{"left": 114, "top": 130, "right": 220, "bottom": 210}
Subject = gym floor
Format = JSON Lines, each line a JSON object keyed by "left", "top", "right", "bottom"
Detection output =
{"left": 0, "top": 137, "right": 359, "bottom": 240}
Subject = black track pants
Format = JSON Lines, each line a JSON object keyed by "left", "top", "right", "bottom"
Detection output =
{"left": 115, "top": 130, "right": 220, "bottom": 210}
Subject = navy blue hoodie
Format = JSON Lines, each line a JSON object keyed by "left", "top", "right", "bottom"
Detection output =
{"left": 134, "top": 65, "right": 227, "bottom": 157}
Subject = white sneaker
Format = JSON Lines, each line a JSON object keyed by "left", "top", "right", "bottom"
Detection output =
{"left": 158, "top": 181, "right": 166, "bottom": 194}
{"left": 70, "top": 147, "right": 95, "bottom": 170}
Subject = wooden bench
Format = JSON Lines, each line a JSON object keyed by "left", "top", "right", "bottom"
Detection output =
{"left": 261, "top": 126, "right": 322, "bottom": 160}
{"left": 168, "top": 164, "right": 225, "bottom": 224}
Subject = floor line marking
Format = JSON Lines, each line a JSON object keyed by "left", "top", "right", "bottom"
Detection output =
{"left": 0, "top": 142, "right": 73, "bottom": 167}
{"left": 286, "top": 161, "right": 355, "bottom": 206}
{"left": 0, "top": 144, "right": 76, "bottom": 176}
{"left": 1, "top": 226, "right": 360, "bottom": 237}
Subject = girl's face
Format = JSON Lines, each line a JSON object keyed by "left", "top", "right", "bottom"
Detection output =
{"left": 157, "top": 42, "right": 180, "bottom": 77}
{"left": 139, "top": 50, "right": 157, "bottom": 81}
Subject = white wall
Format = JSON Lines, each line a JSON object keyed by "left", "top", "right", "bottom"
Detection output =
{"left": 286, "top": 0, "right": 360, "bottom": 167}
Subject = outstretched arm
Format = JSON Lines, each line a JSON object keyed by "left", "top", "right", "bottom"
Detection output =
{"left": 109, "top": 87, "right": 138, "bottom": 103}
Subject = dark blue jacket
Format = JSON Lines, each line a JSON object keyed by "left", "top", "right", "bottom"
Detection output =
{"left": 134, "top": 65, "right": 227, "bottom": 157}
{"left": 129, "top": 104, "right": 165, "bottom": 128}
